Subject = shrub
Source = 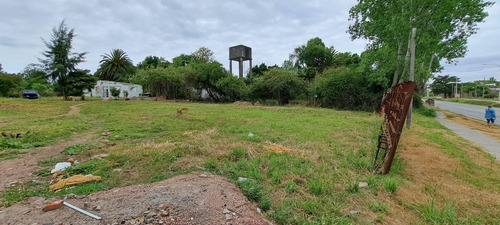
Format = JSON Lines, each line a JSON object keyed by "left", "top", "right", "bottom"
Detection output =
{"left": 415, "top": 107, "right": 437, "bottom": 117}
{"left": 413, "top": 94, "right": 423, "bottom": 109}
{"left": 250, "top": 68, "right": 306, "bottom": 105}
{"left": 316, "top": 67, "right": 384, "bottom": 111}
{"left": 110, "top": 87, "right": 120, "bottom": 97}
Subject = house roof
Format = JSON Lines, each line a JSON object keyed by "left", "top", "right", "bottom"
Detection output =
{"left": 96, "top": 80, "right": 141, "bottom": 86}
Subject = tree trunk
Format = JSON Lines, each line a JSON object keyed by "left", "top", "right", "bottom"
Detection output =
{"left": 406, "top": 28, "right": 417, "bottom": 129}
{"left": 399, "top": 31, "right": 413, "bottom": 84}
{"left": 391, "top": 41, "right": 403, "bottom": 87}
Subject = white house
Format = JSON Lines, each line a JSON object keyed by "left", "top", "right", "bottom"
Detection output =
{"left": 84, "top": 80, "right": 143, "bottom": 98}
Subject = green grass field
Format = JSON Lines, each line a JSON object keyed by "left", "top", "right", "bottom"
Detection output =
{"left": 1, "top": 97, "right": 499, "bottom": 224}
{"left": 441, "top": 98, "right": 500, "bottom": 108}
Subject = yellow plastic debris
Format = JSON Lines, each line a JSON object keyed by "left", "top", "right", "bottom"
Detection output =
{"left": 50, "top": 175, "right": 102, "bottom": 191}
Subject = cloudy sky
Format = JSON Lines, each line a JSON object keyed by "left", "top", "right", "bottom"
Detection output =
{"left": 1, "top": 0, "right": 499, "bottom": 82}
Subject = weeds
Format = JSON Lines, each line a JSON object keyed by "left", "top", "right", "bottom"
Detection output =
{"left": 369, "top": 202, "right": 389, "bottom": 212}
{"left": 384, "top": 179, "right": 398, "bottom": 193}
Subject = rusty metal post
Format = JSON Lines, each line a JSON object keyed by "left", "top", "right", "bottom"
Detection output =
{"left": 375, "top": 81, "right": 416, "bottom": 174}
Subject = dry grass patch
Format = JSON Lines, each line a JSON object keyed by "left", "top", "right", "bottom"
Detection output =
{"left": 393, "top": 120, "right": 500, "bottom": 224}
{"left": 442, "top": 110, "right": 500, "bottom": 141}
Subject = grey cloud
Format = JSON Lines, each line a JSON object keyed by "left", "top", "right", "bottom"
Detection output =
{"left": 0, "top": 0, "right": 498, "bottom": 84}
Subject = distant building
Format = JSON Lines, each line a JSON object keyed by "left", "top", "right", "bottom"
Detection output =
{"left": 84, "top": 80, "right": 143, "bottom": 98}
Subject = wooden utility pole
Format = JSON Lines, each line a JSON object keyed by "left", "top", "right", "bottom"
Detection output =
{"left": 406, "top": 28, "right": 417, "bottom": 129}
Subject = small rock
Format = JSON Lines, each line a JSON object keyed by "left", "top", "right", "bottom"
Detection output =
{"left": 93, "top": 205, "right": 101, "bottom": 211}
{"left": 66, "top": 194, "right": 76, "bottom": 199}
{"left": 225, "top": 214, "right": 231, "bottom": 220}
{"left": 349, "top": 210, "right": 360, "bottom": 214}
{"left": 238, "top": 177, "right": 248, "bottom": 182}
{"left": 223, "top": 209, "right": 231, "bottom": 214}
{"left": 91, "top": 154, "right": 109, "bottom": 159}
{"left": 199, "top": 174, "right": 207, "bottom": 178}
{"left": 161, "top": 204, "right": 169, "bottom": 210}
{"left": 358, "top": 182, "right": 369, "bottom": 188}
{"left": 256, "top": 208, "right": 262, "bottom": 214}
{"left": 143, "top": 210, "right": 150, "bottom": 215}
{"left": 83, "top": 203, "right": 88, "bottom": 209}
{"left": 161, "top": 211, "right": 169, "bottom": 217}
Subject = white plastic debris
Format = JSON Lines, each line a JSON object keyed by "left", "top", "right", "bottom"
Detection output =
{"left": 248, "top": 132, "right": 254, "bottom": 137}
{"left": 238, "top": 177, "right": 248, "bottom": 182}
{"left": 51, "top": 162, "right": 72, "bottom": 173}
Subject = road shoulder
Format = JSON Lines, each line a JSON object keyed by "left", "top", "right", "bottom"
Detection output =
{"left": 436, "top": 112, "right": 500, "bottom": 160}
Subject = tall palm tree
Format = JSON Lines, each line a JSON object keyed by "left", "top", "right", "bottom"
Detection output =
{"left": 97, "top": 49, "right": 133, "bottom": 81}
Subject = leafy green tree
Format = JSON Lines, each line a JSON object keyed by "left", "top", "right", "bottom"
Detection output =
{"left": 349, "top": 0, "right": 493, "bottom": 89}
{"left": 136, "top": 67, "right": 193, "bottom": 99}
{"left": 21, "top": 64, "right": 53, "bottom": 96}
{"left": 251, "top": 68, "right": 306, "bottom": 105}
{"left": 215, "top": 76, "right": 248, "bottom": 101}
{"left": 191, "top": 47, "right": 215, "bottom": 63}
{"left": 39, "top": 21, "right": 86, "bottom": 100}
{"left": 172, "top": 54, "right": 195, "bottom": 67}
{"left": 97, "top": 49, "right": 134, "bottom": 81}
{"left": 331, "top": 52, "right": 361, "bottom": 68}
{"left": 316, "top": 67, "right": 383, "bottom": 111}
{"left": 136, "top": 56, "right": 170, "bottom": 69}
{"left": 65, "top": 69, "right": 97, "bottom": 100}
{"left": 251, "top": 63, "right": 270, "bottom": 77}
{"left": 430, "top": 75, "right": 459, "bottom": 98}
{"left": 290, "top": 37, "right": 335, "bottom": 74}
{"left": 22, "top": 64, "right": 48, "bottom": 80}
{"left": 0, "top": 72, "right": 23, "bottom": 96}
{"left": 192, "top": 62, "right": 228, "bottom": 101}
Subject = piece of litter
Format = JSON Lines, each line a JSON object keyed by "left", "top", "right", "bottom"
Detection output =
{"left": 64, "top": 201, "right": 101, "bottom": 220}
{"left": 43, "top": 200, "right": 64, "bottom": 212}
{"left": 50, "top": 175, "right": 102, "bottom": 191}
{"left": 358, "top": 182, "right": 369, "bottom": 188}
{"left": 349, "top": 210, "right": 360, "bottom": 214}
{"left": 248, "top": 132, "right": 254, "bottom": 137}
{"left": 238, "top": 177, "right": 248, "bottom": 182}
{"left": 51, "top": 162, "right": 72, "bottom": 174}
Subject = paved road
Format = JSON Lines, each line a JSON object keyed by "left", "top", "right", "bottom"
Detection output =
{"left": 434, "top": 100, "right": 491, "bottom": 121}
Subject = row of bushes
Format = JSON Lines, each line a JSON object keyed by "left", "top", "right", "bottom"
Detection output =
{"left": 128, "top": 62, "right": 390, "bottom": 111}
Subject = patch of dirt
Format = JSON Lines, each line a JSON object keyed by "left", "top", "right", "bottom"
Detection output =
{"left": 0, "top": 133, "right": 95, "bottom": 192}
{"left": 0, "top": 104, "right": 22, "bottom": 109}
{"left": 66, "top": 102, "right": 92, "bottom": 116}
{"left": 0, "top": 172, "right": 272, "bottom": 225}
{"left": 0, "top": 122, "right": 15, "bottom": 127}
{"left": 233, "top": 101, "right": 261, "bottom": 106}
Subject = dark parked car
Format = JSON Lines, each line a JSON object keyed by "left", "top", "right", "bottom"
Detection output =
{"left": 22, "top": 90, "right": 40, "bottom": 99}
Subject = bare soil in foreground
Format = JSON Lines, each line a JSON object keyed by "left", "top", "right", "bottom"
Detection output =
{"left": 0, "top": 172, "right": 272, "bottom": 225}
{"left": 0, "top": 134, "right": 95, "bottom": 193}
